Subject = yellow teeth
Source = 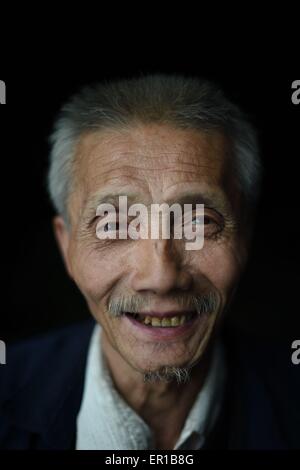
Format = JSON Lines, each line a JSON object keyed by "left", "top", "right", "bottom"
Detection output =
{"left": 128, "top": 311, "right": 195, "bottom": 327}
{"left": 143, "top": 315, "right": 187, "bottom": 327}
{"left": 171, "top": 316, "right": 180, "bottom": 326}
{"left": 151, "top": 317, "right": 162, "bottom": 327}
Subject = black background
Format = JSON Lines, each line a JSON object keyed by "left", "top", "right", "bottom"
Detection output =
{"left": 0, "top": 50, "right": 299, "bottom": 346}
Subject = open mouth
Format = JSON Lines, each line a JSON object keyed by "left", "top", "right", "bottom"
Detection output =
{"left": 123, "top": 311, "right": 197, "bottom": 328}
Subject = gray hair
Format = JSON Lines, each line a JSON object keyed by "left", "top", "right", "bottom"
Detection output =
{"left": 143, "top": 366, "right": 191, "bottom": 384}
{"left": 107, "top": 291, "right": 219, "bottom": 318}
{"left": 48, "top": 74, "right": 262, "bottom": 221}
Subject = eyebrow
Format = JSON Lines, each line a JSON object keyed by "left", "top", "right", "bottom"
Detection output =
{"left": 81, "top": 191, "right": 142, "bottom": 223}
{"left": 166, "top": 191, "right": 230, "bottom": 215}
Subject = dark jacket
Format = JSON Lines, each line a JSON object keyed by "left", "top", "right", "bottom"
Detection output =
{"left": 0, "top": 320, "right": 299, "bottom": 449}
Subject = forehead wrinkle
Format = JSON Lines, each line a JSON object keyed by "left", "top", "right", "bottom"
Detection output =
{"left": 93, "top": 151, "right": 222, "bottom": 173}
{"left": 75, "top": 129, "right": 230, "bottom": 191}
{"left": 73, "top": 127, "right": 235, "bottom": 224}
{"left": 80, "top": 134, "right": 228, "bottom": 170}
{"left": 99, "top": 127, "right": 227, "bottom": 156}
{"left": 86, "top": 154, "right": 222, "bottom": 186}
{"left": 98, "top": 164, "right": 219, "bottom": 178}
{"left": 76, "top": 124, "right": 230, "bottom": 167}
{"left": 83, "top": 154, "right": 223, "bottom": 197}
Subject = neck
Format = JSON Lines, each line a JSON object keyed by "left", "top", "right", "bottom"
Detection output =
{"left": 101, "top": 331, "right": 212, "bottom": 449}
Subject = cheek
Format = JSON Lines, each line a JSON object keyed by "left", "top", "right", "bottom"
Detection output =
{"left": 69, "top": 243, "right": 125, "bottom": 304}
{"left": 192, "top": 241, "right": 244, "bottom": 300}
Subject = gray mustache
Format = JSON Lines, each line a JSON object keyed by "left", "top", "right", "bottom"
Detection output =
{"left": 107, "top": 292, "right": 219, "bottom": 317}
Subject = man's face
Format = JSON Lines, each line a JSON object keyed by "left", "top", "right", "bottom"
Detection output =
{"left": 55, "top": 124, "right": 248, "bottom": 375}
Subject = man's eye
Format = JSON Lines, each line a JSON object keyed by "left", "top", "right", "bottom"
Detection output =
{"left": 192, "top": 215, "right": 214, "bottom": 225}
{"left": 95, "top": 217, "right": 124, "bottom": 240}
{"left": 103, "top": 222, "right": 119, "bottom": 232}
{"left": 192, "top": 215, "right": 223, "bottom": 236}
{"left": 191, "top": 216, "right": 203, "bottom": 225}
{"left": 205, "top": 215, "right": 217, "bottom": 225}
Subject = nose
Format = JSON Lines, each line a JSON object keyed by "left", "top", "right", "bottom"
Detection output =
{"left": 130, "top": 239, "right": 193, "bottom": 295}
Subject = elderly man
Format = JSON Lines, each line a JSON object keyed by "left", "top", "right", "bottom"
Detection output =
{"left": 0, "top": 75, "right": 299, "bottom": 450}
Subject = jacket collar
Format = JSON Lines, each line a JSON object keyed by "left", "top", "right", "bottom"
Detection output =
{"left": 4, "top": 320, "right": 95, "bottom": 449}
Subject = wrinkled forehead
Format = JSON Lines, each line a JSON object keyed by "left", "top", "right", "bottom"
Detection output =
{"left": 70, "top": 125, "right": 238, "bottom": 218}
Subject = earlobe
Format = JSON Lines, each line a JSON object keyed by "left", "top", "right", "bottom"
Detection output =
{"left": 53, "top": 216, "right": 73, "bottom": 279}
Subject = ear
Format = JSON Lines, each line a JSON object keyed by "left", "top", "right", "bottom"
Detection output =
{"left": 52, "top": 215, "right": 74, "bottom": 279}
